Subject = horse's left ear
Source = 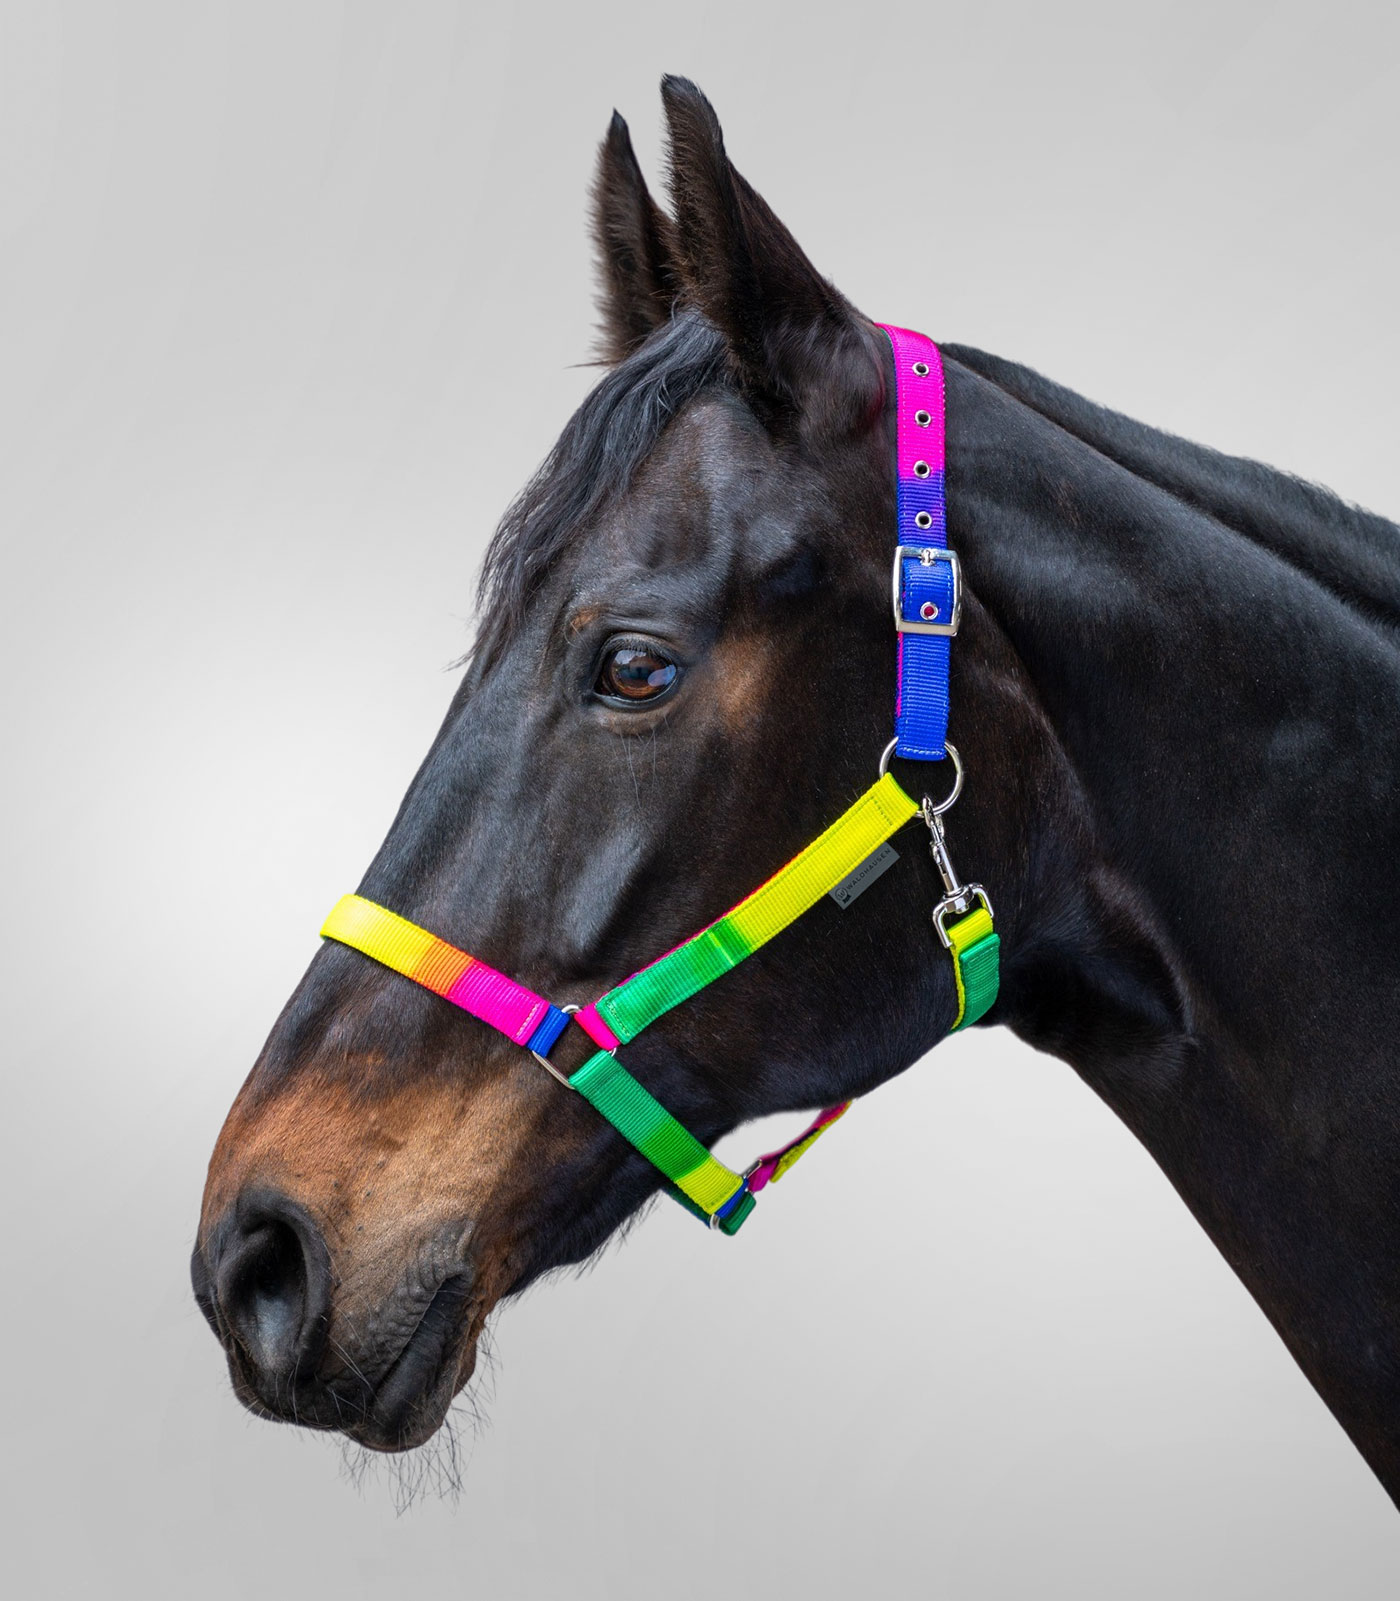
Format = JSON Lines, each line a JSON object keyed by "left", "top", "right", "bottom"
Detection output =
{"left": 591, "top": 111, "right": 682, "bottom": 364}
{"left": 661, "top": 75, "right": 880, "bottom": 431}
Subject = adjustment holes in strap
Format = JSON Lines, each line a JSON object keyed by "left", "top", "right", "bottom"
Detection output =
{"left": 914, "top": 511, "right": 933, "bottom": 530}
{"left": 914, "top": 410, "right": 932, "bottom": 427}
{"left": 914, "top": 460, "right": 931, "bottom": 479}
{"left": 912, "top": 361, "right": 930, "bottom": 376}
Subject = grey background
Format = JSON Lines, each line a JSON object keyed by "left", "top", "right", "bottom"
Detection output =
{"left": 3, "top": 1, "right": 1398, "bottom": 1596}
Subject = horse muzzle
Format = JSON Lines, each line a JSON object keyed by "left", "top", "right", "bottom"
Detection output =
{"left": 191, "top": 1188, "right": 478, "bottom": 1451}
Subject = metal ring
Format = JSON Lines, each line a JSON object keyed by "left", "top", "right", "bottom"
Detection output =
{"left": 912, "top": 361, "right": 929, "bottom": 376}
{"left": 530, "top": 1051, "right": 576, "bottom": 1090}
{"left": 924, "top": 742, "right": 964, "bottom": 814}
{"left": 878, "top": 738, "right": 964, "bottom": 812}
{"left": 914, "top": 511, "right": 932, "bottom": 530}
{"left": 530, "top": 1003, "right": 581, "bottom": 1091}
{"left": 915, "top": 410, "right": 931, "bottom": 427}
{"left": 914, "top": 460, "right": 930, "bottom": 478}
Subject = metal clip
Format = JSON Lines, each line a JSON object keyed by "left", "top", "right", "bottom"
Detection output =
{"left": 920, "top": 756, "right": 993, "bottom": 948}
{"left": 925, "top": 804, "right": 961, "bottom": 897}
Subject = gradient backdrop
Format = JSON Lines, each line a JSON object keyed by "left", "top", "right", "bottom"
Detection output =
{"left": 4, "top": 2, "right": 1399, "bottom": 1596}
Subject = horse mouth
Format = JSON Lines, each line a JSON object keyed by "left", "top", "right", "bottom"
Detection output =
{"left": 350, "top": 1272, "right": 478, "bottom": 1452}
{"left": 194, "top": 1197, "right": 483, "bottom": 1452}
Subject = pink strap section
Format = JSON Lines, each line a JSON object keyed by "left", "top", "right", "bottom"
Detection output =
{"left": 574, "top": 1002, "right": 621, "bottom": 1051}
{"left": 447, "top": 963, "right": 552, "bottom": 1046}
{"left": 880, "top": 323, "right": 946, "bottom": 481}
{"left": 319, "top": 894, "right": 556, "bottom": 1048}
{"left": 746, "top": 1102, "right": 851, "bottom": 1193}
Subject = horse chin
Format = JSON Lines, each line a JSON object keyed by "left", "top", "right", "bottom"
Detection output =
{"left": 349, "top": 1304, "right": 481, "bottom": 1454}
{"left": 332, "top": 1334, "right": 475, "bottom": 1453}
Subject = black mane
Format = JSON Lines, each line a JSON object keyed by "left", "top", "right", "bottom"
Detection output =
{"left": 475, "top": 326, "right": 1400, "bottom": 670}
{"left": 474, "top": 310, "right": 728, "bottom": 666}
{"left": 946, "top": 343, "right": 1400, "bottom": 630}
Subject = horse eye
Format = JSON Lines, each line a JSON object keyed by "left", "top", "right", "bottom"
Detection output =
{"left": 594, "top": 642, "right": 680, "bottom": 705}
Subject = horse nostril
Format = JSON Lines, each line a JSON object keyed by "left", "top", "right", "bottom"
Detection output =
{"left": 235, "top": 1223, "right": 306, "bottom": 1365}
{"left": 209, "top": 1190, "right": 332, "bottom": 1381}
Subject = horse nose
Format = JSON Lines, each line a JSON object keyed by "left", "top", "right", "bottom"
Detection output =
{"left": 200, "top": 1189, "right": 333, "bottom": 1381}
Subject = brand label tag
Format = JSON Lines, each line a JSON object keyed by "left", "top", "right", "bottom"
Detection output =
{"left": 828, "top": 842, "right": 900, "bottom": 909}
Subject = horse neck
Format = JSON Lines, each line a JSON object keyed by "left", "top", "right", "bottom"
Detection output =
{"left": 942, "top": 353, "right": 1400, "bottom": 1499}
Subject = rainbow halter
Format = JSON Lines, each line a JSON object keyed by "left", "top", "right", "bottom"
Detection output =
{"left": 321, "top": 326, "right": 1000, "bottom": 1234}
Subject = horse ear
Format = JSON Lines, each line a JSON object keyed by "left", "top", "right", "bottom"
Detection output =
{"left": 660, "top": 76, "right": 878, "bottom": 429}
{"left": 591, "top": 111, "right": 682, "bottom": 364}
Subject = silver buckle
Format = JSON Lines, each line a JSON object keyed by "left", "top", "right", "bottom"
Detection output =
{"left": 891, "top": 546, "right": 961, "bottom": 637}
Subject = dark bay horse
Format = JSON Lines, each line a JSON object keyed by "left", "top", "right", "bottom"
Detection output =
{"left": 193, "top": 78, "right": 1400, "bottom": 1502}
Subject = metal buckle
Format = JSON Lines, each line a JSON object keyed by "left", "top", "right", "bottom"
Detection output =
{"left": 891, "top": 545, "right": 961, "bottom": 637}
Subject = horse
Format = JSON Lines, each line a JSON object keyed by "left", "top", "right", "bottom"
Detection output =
{"left": 192, "top": 76, "right": 1400, "bottom": 1503}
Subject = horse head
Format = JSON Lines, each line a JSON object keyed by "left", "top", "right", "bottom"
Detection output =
{"left": 192, "top": 79, "right": 1047, "bottom": 1451}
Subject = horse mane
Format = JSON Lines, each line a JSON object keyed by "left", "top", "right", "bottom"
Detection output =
{"left": 473, "top": 310, "right": 728, "bottom": 667}
{"left": 473, "top": 324, "right": 1400, "bottom": 666}
{"left": 945, "top": 344, "right": 1400, "bottom": 631}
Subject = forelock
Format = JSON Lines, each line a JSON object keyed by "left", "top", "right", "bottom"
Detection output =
{"left": 473, "top": 310, "right": 729, "bottom": 666}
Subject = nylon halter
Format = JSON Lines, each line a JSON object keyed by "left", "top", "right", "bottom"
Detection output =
{"left": 321, "top": 326, "right": 999, "bottom": 1234}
